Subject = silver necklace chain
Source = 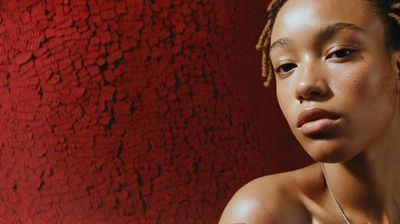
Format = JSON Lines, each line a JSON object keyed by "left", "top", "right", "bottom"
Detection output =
{"left": 321, "top": 163, "right": 352, "bottom": 224}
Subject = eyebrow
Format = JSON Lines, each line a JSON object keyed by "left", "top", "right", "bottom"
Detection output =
{"left": 270, "top": 22, "right": 364, "bottom": 51}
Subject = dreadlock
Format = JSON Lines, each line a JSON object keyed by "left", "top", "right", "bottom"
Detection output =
{"left": 256, "top": 0, "right": 400, "bottom": 87}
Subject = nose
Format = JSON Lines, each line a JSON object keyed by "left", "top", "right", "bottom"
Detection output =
{"left": 295, "top": 64, "right": 330, "bottom": 104}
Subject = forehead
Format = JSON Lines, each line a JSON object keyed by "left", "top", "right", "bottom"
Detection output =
{"left": 270, "top": 0, "right": 382, "bottom": 43}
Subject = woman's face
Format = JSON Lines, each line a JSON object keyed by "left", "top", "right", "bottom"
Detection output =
{"left": 270, "top": 0, "right": 400, "bottom": 162}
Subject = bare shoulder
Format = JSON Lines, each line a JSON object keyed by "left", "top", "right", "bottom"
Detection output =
{"left": 219, "top": 163, "right": 324, "bottom": 224}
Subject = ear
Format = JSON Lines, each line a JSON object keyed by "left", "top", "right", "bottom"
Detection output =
{"left": 396, "top": 50, "right": 400, "bottom": 75}
{"left": 397, "top": 56, "right": 400, "bottom": 77}
{"left": 394, "top": 51, "right": 400, "bottom": 92}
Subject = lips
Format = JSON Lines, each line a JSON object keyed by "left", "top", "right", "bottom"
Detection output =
{"left": 297, "top": 108, "right": 341, "bottom": 136}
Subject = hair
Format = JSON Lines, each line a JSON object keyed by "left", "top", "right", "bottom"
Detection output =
{"left": 255, "top": 0, "right": 400, "bottom": 87}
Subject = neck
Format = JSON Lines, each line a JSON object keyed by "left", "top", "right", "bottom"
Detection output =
{"left": 323, "top": 113, "right": 400, "bottom": 223}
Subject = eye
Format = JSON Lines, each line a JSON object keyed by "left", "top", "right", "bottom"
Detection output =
{"left": 276, "top": 63, "right": 297, "bottom": 74}
{"left": 327, "top": 48, "right": 356, "bottom": 59}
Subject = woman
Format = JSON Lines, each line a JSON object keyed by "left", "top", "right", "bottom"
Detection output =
{"left": 220, "top": 0, "right": 400, "bottom": 223}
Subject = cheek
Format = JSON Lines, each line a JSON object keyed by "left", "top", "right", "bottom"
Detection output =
{"left": 331, "top": 62, "right": 396, "bottom": 107}
{"left": 276, "top": 82, "right": 295, "bottom": 123}
{"left": 332, "top": 62, "right": 398, "bottom": 133}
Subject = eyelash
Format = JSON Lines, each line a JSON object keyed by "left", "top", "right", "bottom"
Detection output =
{"left": 275, "top": 63, "right": 297, "bottom": 75}
{"left": 327, "top": 48, "right": 356, "bottom": 59}
{"left": 274, "top": 48, "right": 357, "bottom": 75}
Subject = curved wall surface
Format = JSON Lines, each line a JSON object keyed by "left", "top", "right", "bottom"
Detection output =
{"left": 0, "top": 0, "right": 310, "bottom": 223}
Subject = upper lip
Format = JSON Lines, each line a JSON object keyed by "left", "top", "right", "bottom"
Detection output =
{"left": 297, "top": 108, "right": 340, "bottom": 128}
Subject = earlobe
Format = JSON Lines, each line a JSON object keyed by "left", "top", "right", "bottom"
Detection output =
{"left": 397, "top": 59, "right": 400, "bottom": 77}
{"left": 396, "top": 51, "right": 400, "bottom": 75}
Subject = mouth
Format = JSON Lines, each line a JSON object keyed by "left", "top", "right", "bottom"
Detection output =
{"left": 297, "top": 108, "right": 341, "bottom": 136}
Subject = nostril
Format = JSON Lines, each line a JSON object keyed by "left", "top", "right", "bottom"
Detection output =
{"left": 309, "top": 90, "right": 320, "bottom": 97}
{"left": 296, "top": 87, "right": 325, "bottom": 104}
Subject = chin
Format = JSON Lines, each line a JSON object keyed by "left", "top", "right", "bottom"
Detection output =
{"left": 300, "top": 138, "right": 357, "bottom": 163}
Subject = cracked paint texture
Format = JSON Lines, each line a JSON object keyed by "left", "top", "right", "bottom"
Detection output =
{"left": 0, "top": 0, "right": 310, "bottom": 223}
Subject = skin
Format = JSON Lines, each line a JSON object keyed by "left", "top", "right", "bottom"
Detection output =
{"left": 220, "top": 0, "right": 400, "bottom": 223}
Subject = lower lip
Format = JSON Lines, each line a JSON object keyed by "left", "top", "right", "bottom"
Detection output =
{"left": 299, "top": 118, "right": 338, "bottom": 136}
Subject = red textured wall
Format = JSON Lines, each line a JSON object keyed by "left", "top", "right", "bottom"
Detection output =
{"left": 0, "top": 0, "right": 311, "bottom": 223}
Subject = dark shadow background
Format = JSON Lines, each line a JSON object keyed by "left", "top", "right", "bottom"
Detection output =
{"left": 0, "top": 0, "right": 311, "bottom": 223}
